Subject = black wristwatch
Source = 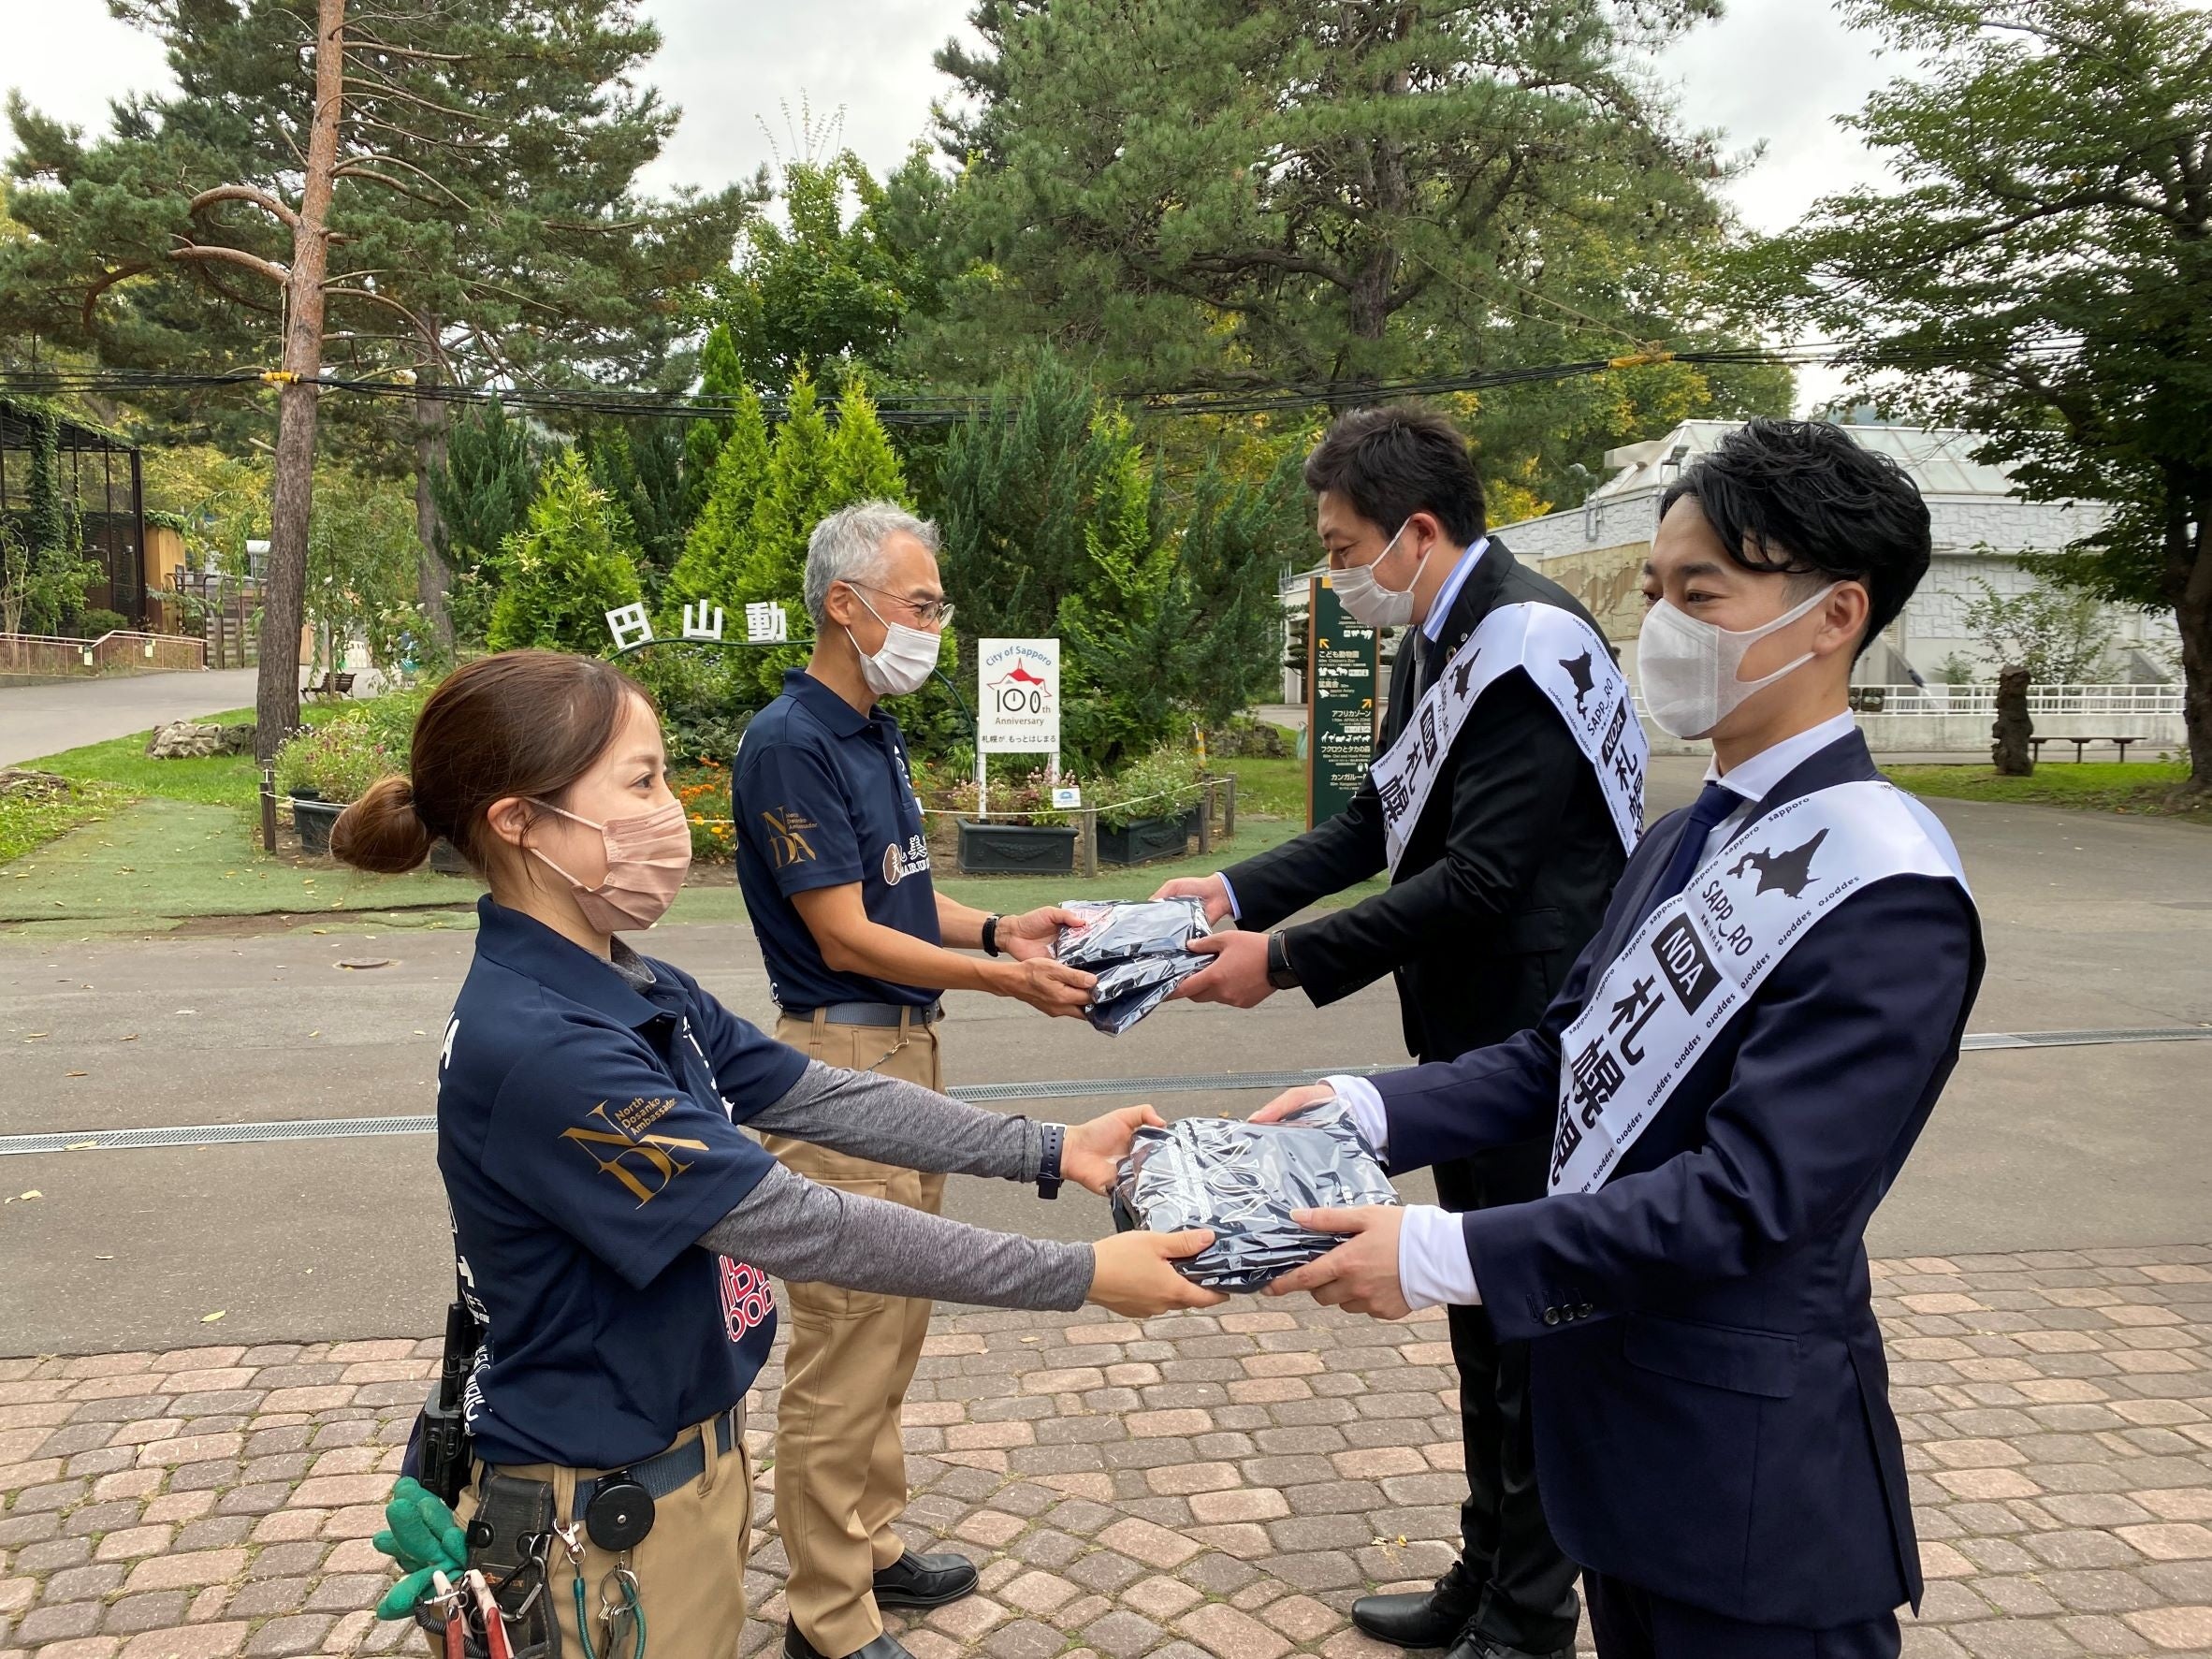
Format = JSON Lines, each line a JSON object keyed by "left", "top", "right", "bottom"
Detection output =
{"left": 982, "top": 913, "right": 1004, "bottom": 957}
{"left": 1265, "top": 930, "right": 1302, "bottom": 990}
{"left": 1036, "top": 1121, "right": 1065, "bottom": 1201}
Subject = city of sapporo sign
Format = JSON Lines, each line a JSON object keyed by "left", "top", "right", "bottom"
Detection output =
{"left": 603, "top": 599, "right": 797, "bottom": 653}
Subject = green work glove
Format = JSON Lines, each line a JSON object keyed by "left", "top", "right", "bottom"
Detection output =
{"left": 371, "top": 1477, "right": 466, "bottom": 1621}
{"left": 375, "top": 1567, "right": 443, "bottom": 1623}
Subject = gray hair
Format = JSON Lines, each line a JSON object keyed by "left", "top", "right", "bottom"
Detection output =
{"left": 803, "top": 502, "right": 940, "bottom": 627}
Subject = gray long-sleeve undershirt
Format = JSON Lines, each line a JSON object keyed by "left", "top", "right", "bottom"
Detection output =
{"left": 695, "top": 1059, "right": 1095, "bottom": 1311}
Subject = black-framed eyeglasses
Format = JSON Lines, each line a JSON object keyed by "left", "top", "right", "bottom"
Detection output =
{"left": 848, "top": 581, "right": 955, "bottom": 631}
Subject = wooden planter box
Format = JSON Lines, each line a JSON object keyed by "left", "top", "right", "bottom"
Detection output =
{"left": 1097, "top": 806, "right": 1201, "bottom": 867}
{"left": 291, "top": 793, "right": 342, "bottom": 855}
{"left": 957, "top": 820, "right": 1077, "bottom": 875}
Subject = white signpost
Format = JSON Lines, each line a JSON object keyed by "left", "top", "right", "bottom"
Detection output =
{"left": 976, "top": 637, "right": 1062, "bottom": 817}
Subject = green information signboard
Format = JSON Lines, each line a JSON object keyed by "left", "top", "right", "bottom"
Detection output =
{"left": 1306, "top": 575, "right": 1379, "bottom": 829}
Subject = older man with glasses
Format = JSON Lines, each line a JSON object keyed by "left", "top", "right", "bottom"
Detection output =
{"left": 732, "top": 502, "right": 1098, "bottom": 1659}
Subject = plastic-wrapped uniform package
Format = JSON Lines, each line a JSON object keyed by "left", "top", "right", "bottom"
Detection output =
{"left": 1110, "top": 1095, "right": 1401, "bottom": 1292}
{"left": 1087, "top": 951, "right": 1210, "bottom": 1036}
{"left": 1055, "top": 897, "right": 1208, "bottom": 969}
{"left": 1053, "top": 897, "right": 1211, "bottom": 1034}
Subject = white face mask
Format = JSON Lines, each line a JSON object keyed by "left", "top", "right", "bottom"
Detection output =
{"left": 1331, "top": 521, "right": 1432, "bottom": 629}
{"left": 1636, "top": 583, "right": 1839, "bottom": 740}
{"left": 848, "top": 589, "right": 942, "bottom": 698}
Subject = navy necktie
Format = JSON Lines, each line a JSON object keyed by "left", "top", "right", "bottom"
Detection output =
{"left": 1651, "top": 781, "right": 1741, "bottom": 908}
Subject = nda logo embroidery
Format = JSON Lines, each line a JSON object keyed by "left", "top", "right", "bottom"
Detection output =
{"left": 760, "top": 808, "right": 818, "bottom": 868}
{"left": 561, "top": 1099, "right": 709, "bottom": 1207}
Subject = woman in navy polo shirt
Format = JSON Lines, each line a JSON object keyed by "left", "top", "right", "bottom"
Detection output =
{"left": 331, "top": 650, "right": 1216, "bottom": 1659}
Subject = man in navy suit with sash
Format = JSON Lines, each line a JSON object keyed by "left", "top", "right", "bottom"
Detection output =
{"left": 1256, "top": 420, "right": 1984, "bottom": 1659}
{"left": 1159, "top": 407, "right": 1638, "bottom": 1659}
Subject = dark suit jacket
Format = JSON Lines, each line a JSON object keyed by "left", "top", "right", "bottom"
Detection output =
{"left": 1225, "top": 540, "right": 1628, "bottom": 1065}
{"left": 1375, "top": 731, "right": 1985, "bottom": 1628}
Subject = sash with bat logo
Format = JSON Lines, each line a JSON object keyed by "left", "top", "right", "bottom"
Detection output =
{"left": 1371, "top": 602, "right": 1645, "bottom": 874}
{"left": 1548, "top": 779, "right": 1972, "bottom": 1196}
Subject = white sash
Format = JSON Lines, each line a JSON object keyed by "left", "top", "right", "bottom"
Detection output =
{"left": 1549, "top": 780, "right": 1972, "bottom": 1195}
{"left": 1373, "top": 603, "right": 1645, "bottom": 873}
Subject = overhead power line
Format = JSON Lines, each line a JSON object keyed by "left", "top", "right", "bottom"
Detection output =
{"left": 0, "top": 338, "right": 2083, "bottom": 429}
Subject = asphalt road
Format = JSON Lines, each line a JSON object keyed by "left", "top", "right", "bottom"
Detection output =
{"left": 0, "top": 666, "right": 262, "bottom": 766}
{"left": 3, "top": 757, "right": 2207, "bottom": 1356}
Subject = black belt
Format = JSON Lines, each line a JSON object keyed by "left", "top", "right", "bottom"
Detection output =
{"left": 570, "top": 1404, "right": 744, "bottom": 1521}
{"left": 785, "top": 1000, "right": 942, "bottom": 1027}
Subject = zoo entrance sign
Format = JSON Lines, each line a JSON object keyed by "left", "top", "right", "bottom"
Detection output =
{"left": 978, "top": 637, "right": 1061, "bottom": 755}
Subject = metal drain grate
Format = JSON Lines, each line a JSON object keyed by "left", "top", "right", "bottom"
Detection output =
{"left": 4, "top": 1026, "right": 2205, "bottom": 1157}
{"left": 1961, "top": 1026, "right": 2212, "bottom": 1050}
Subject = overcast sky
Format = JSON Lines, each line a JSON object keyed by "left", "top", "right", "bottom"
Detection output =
{"left": 0, "top": 0, "right": 1901, "bottom": 402}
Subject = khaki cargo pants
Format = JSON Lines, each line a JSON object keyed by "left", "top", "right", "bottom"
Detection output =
{"left": 455, "top": 1410, "right": 753, "bottom": 1659}
{"left": 764, "top": 1011, "right": 946, "bottom": 1658}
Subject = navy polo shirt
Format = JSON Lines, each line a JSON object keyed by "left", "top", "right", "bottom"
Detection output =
{"left": 437, "top": 896, "right": 807, "bottom": 1470}
{"left": 734, "top": 669, "right": 940, "bottom": 1011}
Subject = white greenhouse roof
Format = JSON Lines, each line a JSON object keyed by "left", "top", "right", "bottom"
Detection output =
{"left": 1591, "top": 420, "right": 2020, "bottom": 502}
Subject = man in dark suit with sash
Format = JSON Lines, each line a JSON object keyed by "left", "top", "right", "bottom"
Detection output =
{"left": 1157, "top": 406, "right": 1637, "bottom": 1659}
{"left": 1259, "top": 419, "right": 1984, "bottom": 1659}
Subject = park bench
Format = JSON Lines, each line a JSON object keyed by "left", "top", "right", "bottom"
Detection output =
{"left": 303, "top": 670, "right": 356, "bottom": 702}
{"left": 2028, "top": 734, "right": 2138, "bottom": 764}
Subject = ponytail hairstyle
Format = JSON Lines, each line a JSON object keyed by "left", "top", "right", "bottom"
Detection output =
{"left": 331, "top": 651, "right": 659, "bottom": 876}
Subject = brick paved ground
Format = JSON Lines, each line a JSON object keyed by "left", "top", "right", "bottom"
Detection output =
{"left": 1, "top": 1246, "right": 2207, "bottom": 1659}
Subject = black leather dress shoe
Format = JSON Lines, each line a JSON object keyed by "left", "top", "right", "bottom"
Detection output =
{"left": 1350, "top": 1564, "right": 1484, "bottom": 1649}
{"left": 783, "top": 1629, "right": 913, "bottom": 1659}
{"left": 871, "top": 1549, "right": 981, "bottom": 1609}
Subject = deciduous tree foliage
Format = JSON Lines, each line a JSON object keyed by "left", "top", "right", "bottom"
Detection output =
{"left": 1749, "top": 0, "right": 2212, "bottom": 793}
{"left": 705, "top": 148, "right": 933, "bottom": 392}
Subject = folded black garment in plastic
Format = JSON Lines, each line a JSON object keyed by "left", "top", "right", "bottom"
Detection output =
{"left": 1055, "top": 898, "right": 1208, "bottom": 971}
{"left": 1055, "top": 898, "right": 1211, "bottom": 1034}
{"left": 1086, "top": 951, "right": 1209, "bottom": 1035}
{"left": 1110, "top": 1097, "right": 1400, "bottom": 1292}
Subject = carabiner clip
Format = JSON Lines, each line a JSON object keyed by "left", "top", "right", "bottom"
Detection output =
{"left": 553, "top": 1520, "right": 588, "bottom": 1571}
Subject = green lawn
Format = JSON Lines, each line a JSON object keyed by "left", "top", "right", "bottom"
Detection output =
{"left": 2, "top": 714, "right": 1375, "bottom": 939}
{"left": 1215, "top": 752, "right": 1308, "bottom": 820}
{"left": 1886, "top": 760, "right": 2208, "bottom": 822}
{"left": 0, "top": 796, "right": 476, "bottom": 938}
{"left": 0, "top": 779, "right": 132, "bottom": 865}
{"left": 30, "top": 704, "right": 344, "bottom": 809}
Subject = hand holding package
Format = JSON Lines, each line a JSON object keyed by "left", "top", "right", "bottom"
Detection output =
{"left": 1054, "top": 898, "right": 1210, "bottom": 1033}
{"left": 1110, "top": 1095, "right": 1400, "bottom": 1292}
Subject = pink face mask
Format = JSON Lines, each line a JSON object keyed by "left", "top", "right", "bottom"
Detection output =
{"left": 527, "top": 799, "right": 691, "bottom": 933}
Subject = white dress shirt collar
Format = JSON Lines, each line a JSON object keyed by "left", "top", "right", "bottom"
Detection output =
{"left": 1419, "top": 536, "right": 1491, "bottom": 642}
{"left": 1703, "top": 708, "right": 1859, "bottom": 806}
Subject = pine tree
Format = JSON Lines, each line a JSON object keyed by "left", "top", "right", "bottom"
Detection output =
{"left": 823, "top": 375, "right": 912, "bottom": 510}
{"left": 584, "top": 423, "right": 691, "bottom": 600}
{"left": 429, "top": 403, "right": 542, "bottom": 572}
{"left": 682, "top": 323, "right": 749, "bottom": 523}
{"left": 736, "top": 371, "right": 836, "bottom": 618}
{"left": 933, "top": 353, "right": 1129, "bottom": 640}
{"left": 1, "top": 0, "right": 753, "bottom": 734}
{"left": 1055, "top": 413, "right": 1189, "bottom": 770}
{"left": 487, "top": 451, "right": 645, "bottom": 657}
{"left": 670, "top": 382, "right": 773, "bottom": 609}
{"left": 1172, "top": 450, "right": 1304, "bottom": 728}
